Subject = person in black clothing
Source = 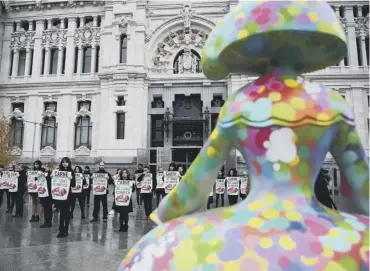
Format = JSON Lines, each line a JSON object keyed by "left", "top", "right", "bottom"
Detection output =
{"left": 215, "top": 170, "right": 225, "bottom": 207}
{"left": 134, "top": 163, "right": 144, "bottom": 206}
{"left": 54, "top": 157, "right": 75, "bottom": 238}
{"left": 141, "top": 166, "right": 156, "bottom": 219}
{"left": 83, "top": 166, "right": 92, "bottom": 207}
{"left": 115, "top": 168, "right": 135, "bottom": 232}
{"left": 13, "top": 164, "right": 27, "bottom": 218}
{"left": 155, "top": 167, "right": 165, "bottom": 207}
{"left": 315, "top": 168, "right": 337, "bottom": 210}
{"left": 70, "top": 166, "right": 87, "bottom": 219}
{"left": 39, "top": 166, "right": 53, "bottom": 228}
{"left": 0, "top": 164, "right": 11, "bottom": 212}
{"left": 227, "top": 168, "right": 239, "bottom": 206}
{"left": 110, "top": 168, "right": 121, "bottom": 216}
{"left": 90, "top": 161, "right": 114, "bottom": 223}
{"left": 29, "top": 160, "right": 42, "bottom": 222}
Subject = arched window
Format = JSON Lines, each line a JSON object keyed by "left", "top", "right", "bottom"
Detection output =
{"left": 11, "top": 118, "right": 24, "bottom": 149}
{"left": 173, "top": 49, "right": 202, "bottom": 74}
{"left": 41, "top": 117, "right": 57, "bottom": 149}
{"left": 74, "top": 116, "right": 92, "bottom": 149}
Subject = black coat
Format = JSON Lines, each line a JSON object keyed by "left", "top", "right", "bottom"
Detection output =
{"left": 94, "top": 169, "right": 114, "bottom": 194}
{"left": 16, "top": 170, "right": 27, "bottom": 195}
{"left": 56, "top": 168, "right": 75, "bottom": 201}
{"left": 314, "top": 170, "right": 337, "bottom": 210}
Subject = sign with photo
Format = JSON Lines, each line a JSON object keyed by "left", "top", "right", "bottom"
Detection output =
{"left": 215, "top": 179, "right": 226, "bottom": 194}
{"left": 141, "top": 173, "right": 153, "bottom": 193}
{"left": 0, "top": 171, "right": 10, "bottom": 190}
{"left": 83, "top": 174, "right": 90, "bottom": 189}
{"left": 51, "top": 170, "right": 72, "bottom": 200}
{"left": 71, "top": 173, "right": 83, "bottom": 193}
{"left": 115, "top": 180, "right": 133, "bottom": 206}
{"left": 240, "top": 177, "right": 249, "bottom": 195}
{"left": 156, "top": 173, "right": 164, "bottom": 189}
{"left": 226, "top": 177, "right": 239, "bottom": 196}
{"left": 164, "top": 171, "right": 179, "bottom": 194}
{"left": 37, "top": 173, "right": 49, "bottom": 198}
{"left": 27, "top": 170, "right": 40, "bottom": 193}
{"left": 5, "top": 171, "right": 19, "bottom": 193}
{"left": 135, "top": 173, "right": 143, "bottom": 189}
{"left": 92, "top": 173, "right": 108, "bottom": 195}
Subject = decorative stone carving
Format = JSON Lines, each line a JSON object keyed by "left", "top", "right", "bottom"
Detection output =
{"left": 5, "top": 1, "right": 104, "bottom": 12}
{"left": 355, "top": 17, "right": 364, "bottom": 37}
{"left": 10, "top": 108, "right": 24, "bottom": 120}
{"left": 152, "top": 28, "right": 208, "bottom": 69}
{"left": 40, "top": 146, "right": 56, "bottom": 157}
{"left": 180, "top": 3, "right": 195, "bottom": 30}
{"left": 42, "top": 107, "right": 57, "bottom": 118}
{"left": 10, "top": 31, "right": 35, "bottom": 50}
{"left": 74, "top": 26, "right": 101, "bottom": 46}
{"left": 11, "top": 146, "right": 22, "bottom": 156}
{"left": 114, "top": 15, "right": 133, "bottom": 40}
{"left": 340, "top": 18, "right": 347, "bottom": 35}
{"left": 74, "top": 145, "right": 91, "bottom": 156}
{"left": 35, "top": 0, "right": 44, "bottom": 11}
{"left": 365, "top": 14, "right": 369, "bottom": 36}
{"left": 42, "top": 29, "right": 67, "bottom": 48}
{"left": 177, "top": 48, "right": 197, "bottom": 74}
{"left": 76, "top": 106, "right": 91, "bottom": 118}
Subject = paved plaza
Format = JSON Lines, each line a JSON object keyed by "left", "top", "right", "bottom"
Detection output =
{"left": 0, "top": 195, "right": 156, "bottom": 271}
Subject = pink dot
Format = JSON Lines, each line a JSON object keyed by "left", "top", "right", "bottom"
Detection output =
{"left": 250, "top": 91, "right": 258, "bottom": 97}
{"left": 310, "top": 242, "right": 323, "bottom": 254}
{"left": 305, "top": 219, "right": 329, "bottom": 236}
{"left": 279, "top": 256, "right": 290, "bottom": 267}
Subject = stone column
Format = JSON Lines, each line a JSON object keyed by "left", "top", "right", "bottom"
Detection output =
{"left": 57, "top": 46, "right": 64, "bottom": 75}
{"left": 61, "top": 19, "right": 65, "bottom": 29}
{"left": 11, "top": 48, "right": 19, "bottom": 77}
{"left": 93, "top": 16, "right": 98, "bottom": 27}
{"left": 24, "top": 48, "right": 32, "bottom": 76}
{"left": 360, "top": 34, "right": 368, "bottom": 66}
{"left": 80, "top": 17, "right": 85, "bottom": 28}
{"left": 43, "top": 47, "right": 51, "bottom": 75}
{"left": 344, "top": 6, "right": 359, "bottom": 68}
{"left": 16, "top": 21, "right": 21, "bottom": 31}
{"left": 77, "top": 45, "right": 83, "bottom": 74}
{"left": 47, "top": 19, "right": 52, "bottom": 30}
{"left": 29, "top": 21, "right": 34, "bottom": 31}
{"left": 65, "top": 17, "right": 77, "bottom": 78}
{"left": 335, "top": 6, "right": 345, "bottom": 66}
{"left": 91, "top": 44, "right": 96, "bottom": 74}
{"left": 351, "top": 87, "right": 369, "bottom": 151}
{"left": 31, "top": 20, "right": 45, "bottom": 79}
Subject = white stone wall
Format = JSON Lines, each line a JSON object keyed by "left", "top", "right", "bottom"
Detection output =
{"left": 0, "top": 0, "right": 368, "bottom": 168}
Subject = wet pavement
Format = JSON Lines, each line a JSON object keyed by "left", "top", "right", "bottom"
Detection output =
{"left": 0, "top": 194, "right": 156, "bottom": 271}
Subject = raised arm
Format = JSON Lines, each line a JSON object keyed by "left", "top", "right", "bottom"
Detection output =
{"left": 150, "top": 124, "right": 233, "bottom": 224}
{"left": 329, "top": 123, "right": 369, "bottom": 216}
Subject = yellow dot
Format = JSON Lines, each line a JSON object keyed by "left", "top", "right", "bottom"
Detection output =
{"left": 209, "top": 238, "right": 221, "bottom": 247}
{"left": 155, "top": 228, "right": 165, "bottom": 238}
{"left": 248, "top": 217, "right": 264, "bottom": 228}
{"left": 238, "top": 29, "right": 249, "bottom": 40}
{"left": 301, "top": 256, "right": 318, "bottom": 266}
{"left": 345, "top": 233, "right": 359, "bottom": 244}
{"left": 324, "top": 261, "right": 347, "bottom": 271}
{"left": 206, "top": 146, "right": 218, "bottom": 158}
{"left": 317, "top": 113, "right": 330, "bottom": 121}
{"left": 282, "top": 200, "right": 295, "bottom": 210}
{"left": 224, "top": 261, "right": 240, "bottom": 271}
{"left": 322, "top": 245, "right": 334, "bottom": 258}
{"left": 185, "top": 217, "right": 198, "bottom": 226}
{"left": 205, "top": 254, "right": 220, "bottom": 264}
{"left": 262, "top": 193, "right": 278, "bottom": 204}
{"left": 262, "top": 208, "right": 279, "bottom": 219}
{"left": 286, "top": 210, "right": 302, "bottom": 221}
{"left": 284, "top": 79, "right": 299, "bottom": 88}
{"left": 290, "top": 97, "right": 306, "bottom": 110}
{"left": 269, "top": 92, "right": 282, "bottom": 102}
{"left": 210, "top": 129, "right": 218, "bottom": 140}
{"left": 328, "top": 228, "right": 340, "bottom": 238}
{"left": 248, "top": 200, "right": 264, "bottom": 211}
{"left": 258, "top": 86, "right": 266, "bottom": 93}
{"left": 279, "top": 235, "right": 296, "bottom": 250}
{"left": 289, "top": 156, "right": 300, "bottom": 166}
{"left": 308, "top": 12, "right": 319, "bottom": 23}
{"left": 271, "top": 103, "right": 296, "bottom": 121}
{"left": 287, "top": 6, "right": 301, "bottom": 16}
{"left": 192, "top": 225, "right": 204, "bottom": 234}
{"left": 259, "top": 238, "right": 273, "bottom": 248}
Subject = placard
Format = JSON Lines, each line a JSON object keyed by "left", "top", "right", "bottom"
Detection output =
{"left": 240, "top": 177, "right": 249, "bottom": 195}
{"left": 0, "top": 171, "right": 10, "bottom": 189}
{"left": 37, "top": 173, "right": 49, "bottom": 198}
{"left": 215, "top": 179, "right": 226, "bottom": 194}
{"left": 27, "top": 170, "right": 40, "bottom": 193}
{"left": 83, "top": 174, "right": 90, "bottom": 189}
{"left": 72, "top": 173, "right": 83, "bottom": 193}
{"left": 141, "top": 173, "right": 153, "bottom": 193}
{"left": 164, "top": 171, "right": 179, "bottom": 194}
{"left": 226, "top": 177, "right": 239, "bottom": 196}
{"left": 5, "top": 171, "right": 19, "bottom": 193}
{"left": 135, "top": 173, "right": 143, "bottom": 189}
{"left": 156, "top": 173, "right": 164, "bottom": 189}
{"left": 51, "top": 170, "right": 72, "bottom": 200}
{"left": 115, "top": 180, "right": 133, "bottom": 206}
{"left": 92, "top": 173, "right": 108, "bottom": 195}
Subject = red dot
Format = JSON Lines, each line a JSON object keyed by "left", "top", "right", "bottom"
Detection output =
{"left": 310, "top": 242, "right": 323, "bottom": 254}
{"left": 305, "top": 219, "right": 329, "bottom": 236}
{"left": 279, "top": 256, "right": 290, "bottom": 267}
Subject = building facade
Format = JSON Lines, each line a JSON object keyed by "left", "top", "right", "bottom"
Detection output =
{"left": 0, "top": 0, "right": 369, "bottom": 175}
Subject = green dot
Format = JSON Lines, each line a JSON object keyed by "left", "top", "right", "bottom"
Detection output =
{"left": 298, "top": 145, "right": 310, "bottom": 160}
{"left": 339, "top": 256, "right": 359, "bottom": 270}
{"left": 219, "top": 211, "right": 234, "bottom": 220}
{"left": 297, "top": 161, "right": 310, "bottom": 178}
{"left": 337, "top": 220, "right": 354, "bottom": 231}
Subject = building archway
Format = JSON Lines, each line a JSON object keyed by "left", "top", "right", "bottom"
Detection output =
{"left": 173, "top": 49, "right": 202, "bottom": 74}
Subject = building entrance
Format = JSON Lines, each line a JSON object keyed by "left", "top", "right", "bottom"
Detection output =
{"left": 172, "top": 147, "right": 201, "bottom": 169}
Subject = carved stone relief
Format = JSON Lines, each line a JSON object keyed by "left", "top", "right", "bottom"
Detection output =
{"left": 114, "top": 15, "right": 133, "bottom": 40}
{"left": 355, "top": 15, "right": 369, "bottom": 37}
{"left": 76, "top": 106, "right": 92, "bottom": 118}
{"left": 10, "top": 31, "right": 35, "bottom": 50}
{"left": 74, "top": 145, "right": 91, "bottom": 156}
{"left": 74, "top": 26, "right": 101, "bottom": 46}
{"left": 42, "top": 29, "right": 67, "bottom": 48}
{"left": 339, "top": 18, "right": 347, "bottom": 35}
{"left": 11, "top": 146, "right": 22, "bottom": 156}
{"left": 42, "top": 108, "right": 57, "bottom": 119}
{"left": 9, "top": 108, "right": 24, "bottom": 120}
{"left": 40, "top": 146, "right": 56, "bottom": 157}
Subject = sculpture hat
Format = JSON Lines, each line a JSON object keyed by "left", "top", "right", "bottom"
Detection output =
{"left": 201, "top": 0, "right": 347, "bottom": 80}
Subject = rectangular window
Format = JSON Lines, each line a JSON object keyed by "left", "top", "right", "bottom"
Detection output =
{"left": 116, "top": 112, "right": 125, "bottom": 139}
{"left": 83, "top": 46, "right": 92, "bottom": 73}
{"left": 62, "top": 47, "right": 66, "bottom": 74}
{"left": 95, "top": 46, "right": 100, "bottom": 72}
{"left": 41, "top": 49, "right": 45, "bottom": 75}
{"left": 44, "top": 102, "right": 57, "bottom": 112}
{"left": 120, "top": 35, "right": 127, "bottom": 63}
{"left": 74, "top": 47, "right": 78, "bottom": 73}
{"left": 29, "top": 49, "right": 34, "bottom": 75}
{"left": 50, "top": 48, "right": 58, "bottom": 74}
{"left": 11, "top": 119, "right": 24, "bottom": 149}
{"left": 12, "top": 103, "right": 24, "bottom": 113}
{"left": 9, "top": 50, "right": 14, "bottom": 76}
{"left": 41, "top": 118, "right": 57, "bottom": 149}
{"left": 150, "top": 115, "right": 164, "bottom": 147}
{"left": 18, "top": 49, "right": 27, "bottom": 76}
{"left": 74, "top": 117, "right": 92, "bottom": 149}
{"left": 77, "top": 101, "right": 91, "bottom": 111}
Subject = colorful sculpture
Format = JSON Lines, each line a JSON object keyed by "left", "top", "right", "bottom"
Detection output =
{"left": 120, "top": 1, "right": 369, "bottom": 270}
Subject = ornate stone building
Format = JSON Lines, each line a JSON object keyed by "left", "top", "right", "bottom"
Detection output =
{"left": 0, "top": 1, "right": 368, "bottom": 177}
